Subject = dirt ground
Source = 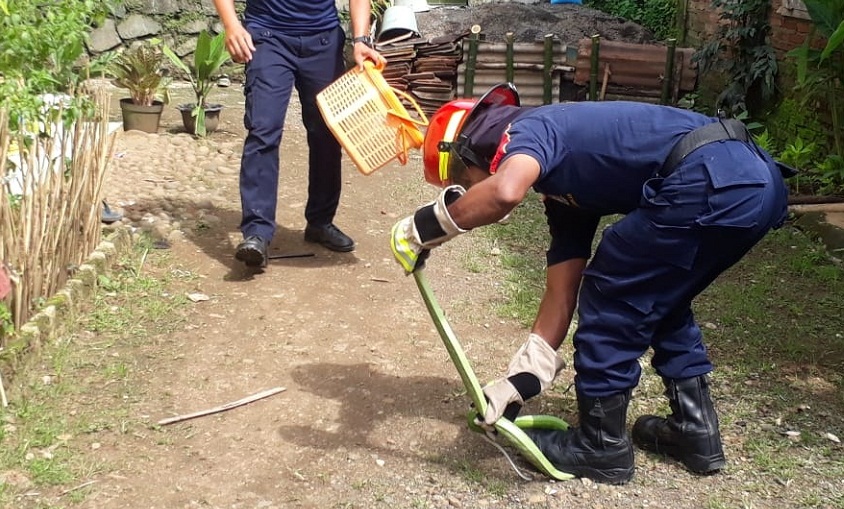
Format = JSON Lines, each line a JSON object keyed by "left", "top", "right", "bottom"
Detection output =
{"left": 6, "top": 4, "right": 839, "bottom": 509}
{"left": 76, "top": 89, "right": 714, "bottom": 509}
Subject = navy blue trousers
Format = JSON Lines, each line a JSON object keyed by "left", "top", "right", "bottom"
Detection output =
{"left": 239, "top": 25, "right": 346, "bottom": 241}
{"left": 573, "top": 141, "right": 789, "bottom": 397}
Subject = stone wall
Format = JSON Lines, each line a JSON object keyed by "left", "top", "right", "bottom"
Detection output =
{"left": 87, "top": 0, "right": 234, "bottom": 57}
{"left": 88, "top": 0, "right": 543, "bottom": 58}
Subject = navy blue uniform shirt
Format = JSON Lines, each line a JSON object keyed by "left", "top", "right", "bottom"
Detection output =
{"left": 499, "top": 101, "right": 716, "bottom": 214}
{"left": 492, "top": 102, "right": 770, "bottom": 265}
{"left": 244, "top": 0, "right": 339, "bottom": 34}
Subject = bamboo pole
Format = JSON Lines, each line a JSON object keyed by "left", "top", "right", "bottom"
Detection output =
{"left": 543, "top": 34, "right": 554, "bottom": 105}
{"left": 589, "top": 34, "right": 600, "bottom": 101}
{"left": 599, "top": 64, "right": 612, "bottom": 101}
{"left": 505, "top": 32, "right": 515, "bottom": 84}
{"left": 464, "top": 24, "right": 482, "bottom": 98}
{"left": 661, "top": 38, "right": 677, "bottom": 105}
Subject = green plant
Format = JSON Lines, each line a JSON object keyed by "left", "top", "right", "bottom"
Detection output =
{"left": 109, "top": 42, "right": 170, "bottom": 106}
{"left": 0, "top": 302, "right": 13, "bottom": 342}
{"left": 695, "top": 0, "right": 778, "bottom": 118}
{"left": 0, "top": 0, "right": 113, "bottom": 129}
{"left": 88, "top": 50, "right": 119, "bottom": 78}
{"left": 787, "top": 0, "right": 844, "bottom": 159}
{"left": 780, "top": 137, "right": 817, "bottom": 173}
{"left": 752, "top": 129, "right": 774, "bottom": 153}
{"left": 163, "top": 30, "right": 231, "bottom": 137}
{"left": 812, "top": 154, "right": 844, "bottom": 193}
{"left": 762, "top": 97, "right": 829, "bottom": 159}
{"left": 585, "top": 0, "right": 677, "bottom": 40}
{"left": 338, "top": 0, "right": 390, "bottom": 30}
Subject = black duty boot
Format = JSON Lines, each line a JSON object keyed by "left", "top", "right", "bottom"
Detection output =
{"left": 632, "top": 375, "right": 726, "bottom": 474}
{"left": 235, "top": 235, "right": 268, "bottom": 268}
{"left": 523, "top": 390, "right": 634, "bottom": 484}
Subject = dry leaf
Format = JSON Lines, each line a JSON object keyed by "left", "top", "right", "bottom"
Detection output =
{"left": 187, "top": 293, "right": 210, "bottom": 302}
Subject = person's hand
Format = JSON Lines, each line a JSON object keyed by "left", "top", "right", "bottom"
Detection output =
{"left": 353, "top": 42, "right": 386, "bottom": 70}
{"left": 223, "top": 22, "right": 255, "bottom": 63}
{"left": 480, "top": 378, "right": 524, "bottom": 425}
{"left": 389, "top": 185, "right": 467, "bottom": 274}
{"left": 480, "top": 333, "right": 565, "bottom": 426}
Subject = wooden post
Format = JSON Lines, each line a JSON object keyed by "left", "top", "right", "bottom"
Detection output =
{"left": 464, "top": 25, "right": 482, "bottom": 98}
{"left": 543, "top": 34, "right": 554, "bottom": 105}
{"left": 599, "top": 64, "right": 611, "bottom": 101}
{"left": 589, "top": 34, "right": 600, "bottom": 102}
{"left": 661, "top": 38, "right": 677, "bottom": 105}
{"left": 505, "top": 32, "right": 515, "bottom": 84}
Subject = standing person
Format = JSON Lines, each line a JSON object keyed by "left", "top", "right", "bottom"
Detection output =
{"left": 390, "top": 84, "right": 793, "bottom": 484}
{"left": 213, "top": 0, "right": 384, "bottom": 267}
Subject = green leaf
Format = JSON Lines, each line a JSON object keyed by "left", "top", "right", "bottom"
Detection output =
{"left": 820, "top": 19, "right": 844, "bottom": 62}
{"left": 162, "top": 45, "right": 192, "bottom": 78}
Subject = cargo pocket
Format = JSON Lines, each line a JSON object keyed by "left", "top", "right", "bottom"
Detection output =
{"left": 697, "top": 152, "right": 768, "bottom": 229}
{"left": 242, "top": 29, "right": 271, "bottom": 132}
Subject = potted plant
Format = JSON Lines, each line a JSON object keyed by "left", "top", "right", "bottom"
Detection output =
{"left": 109, "top": 42, "right": 170, "bottom": 133}
{"left": 163, "top": 30, "right": 230, "bottom": 137}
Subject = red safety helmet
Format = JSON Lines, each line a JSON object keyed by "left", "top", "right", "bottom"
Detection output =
{"left": 422, "top": 83, "right": 520, "bottom": 187}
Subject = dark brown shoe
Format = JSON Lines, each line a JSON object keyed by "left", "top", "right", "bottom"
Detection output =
{"left": 304, "top": 224, "right": 354, "bottom": 252}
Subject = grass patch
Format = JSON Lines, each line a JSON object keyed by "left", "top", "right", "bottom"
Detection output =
{"left": 486, "top": 196, "right": 551, "bottom": 327}
{"left": 482, "top": 203, "right": 844, "bottom": 504}
{"left": 0, "top": 235, "right": 194, "bottom": 507}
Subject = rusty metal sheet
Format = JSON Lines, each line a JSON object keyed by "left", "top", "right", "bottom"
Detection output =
{"left": 574, "top": 39, "right": 697, "bottom": 94}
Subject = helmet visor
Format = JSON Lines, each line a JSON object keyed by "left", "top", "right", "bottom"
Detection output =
{"left": 445, "top": 144, "right": 470, "bottom": 187}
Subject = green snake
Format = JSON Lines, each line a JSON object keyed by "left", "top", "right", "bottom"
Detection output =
{"left": 413, "top": 270, "right": 575, "bottom": 481}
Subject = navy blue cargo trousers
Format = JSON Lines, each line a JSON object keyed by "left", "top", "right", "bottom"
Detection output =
{"left": 573, "top": 141, "right": 790, "bottom": 397}
{"left": 239, "top": 24, "right": 346, "bottom": 242}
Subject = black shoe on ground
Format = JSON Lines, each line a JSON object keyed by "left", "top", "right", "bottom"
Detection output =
{"left": 304, "top": 223, "right": 355, "bottom": 252}
{"left": 235, "top": 235, "right": 268, "bottom": 268}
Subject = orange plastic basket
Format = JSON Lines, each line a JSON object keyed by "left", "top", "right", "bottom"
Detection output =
{"left": 317, "top": 60, "right": 429, "bottom": 175}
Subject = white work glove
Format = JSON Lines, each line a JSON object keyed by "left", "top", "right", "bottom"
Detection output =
{"left": 480, "top": 333, "right": 565, "bottom": 426}
{"left": 390, "top": 185, "right": 467, "bottom": 273}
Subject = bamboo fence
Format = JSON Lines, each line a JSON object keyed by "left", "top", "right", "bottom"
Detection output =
{"left": 0, "top": 88, "right": 116, "bottom": 353}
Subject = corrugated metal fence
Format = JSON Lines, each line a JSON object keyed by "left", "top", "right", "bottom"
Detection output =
{"left": 454, "top": 31, "right": 697, "bottom": 106}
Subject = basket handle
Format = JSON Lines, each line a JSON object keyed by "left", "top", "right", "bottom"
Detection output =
{"left": 363, "top": 58, "right": 387, "bottom": 73}
{"left": 386, "top": 87, "right": 430, "bottom": 128}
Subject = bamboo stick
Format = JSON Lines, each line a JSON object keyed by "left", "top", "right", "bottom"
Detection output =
{"left": 661, "top": 38, "right": 677, "bottom": 105}
{"left": 157, "top": 387, "right": 287, "bottom": 425}
{"left": 543, "top": 34, "right": 554, "bottom": 105}
{"left": 0, "top": 89, "right": 113, "bottom": 351}
{"left": 0, "top": 368, "right": 8, "bottom": 407}
{"left": 505, "top": 32, "right": 515, "bottom": 84}
{"left": 589, "top": 35, "right": 600, "bottom": 101}
{"left": 464, "top": 25, "right": 482, "bottom": 98}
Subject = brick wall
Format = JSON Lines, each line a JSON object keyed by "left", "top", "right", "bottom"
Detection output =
{"left": 684, "top": 0, "right": 820, "bottom": 58}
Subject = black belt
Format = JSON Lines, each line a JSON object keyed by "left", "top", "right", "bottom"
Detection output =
{"left": 659, "top": 119, "right": 750, "bottom": 178}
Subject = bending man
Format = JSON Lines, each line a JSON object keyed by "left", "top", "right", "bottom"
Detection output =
{"left": 390, "top": 85, "right": 792, "bottom": 484}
